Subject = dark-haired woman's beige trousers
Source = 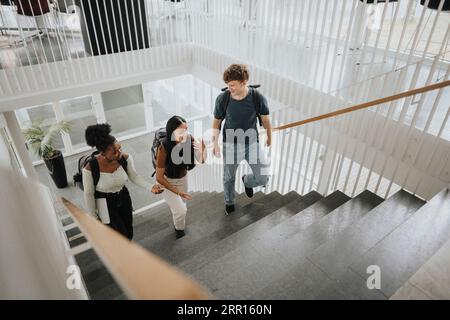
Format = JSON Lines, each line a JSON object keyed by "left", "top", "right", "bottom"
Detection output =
{"left": 162, "top": 175, "right": 188, "bottom": 230}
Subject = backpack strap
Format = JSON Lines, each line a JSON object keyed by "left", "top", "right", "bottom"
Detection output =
{"left": 118, "top": 156, "right": 128, "bottom": 172}
{"left": 251, "top": 87, "right": 263, "bottom": 127}
{"left": 89, "top": 158, "right": 100, "bottom": 187}
{"left": 90, "top": 156, "right": 128, "bottom": 187}
{"left": 224, "top": 90, "right": 231, "bottom": 116}
{"left": 220, "top": 86, "right": 263, "bottom": 127}
{"left": 151, "top": 141, "right": 165, "bottom": 177}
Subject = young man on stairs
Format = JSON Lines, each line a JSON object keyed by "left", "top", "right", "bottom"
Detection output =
{"left": 212, "top": 64, "right": 272, "bottom": 215}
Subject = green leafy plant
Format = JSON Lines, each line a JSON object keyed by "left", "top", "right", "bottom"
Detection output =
{"left": 22, "top": 121, "right": 71, "bottom": 159}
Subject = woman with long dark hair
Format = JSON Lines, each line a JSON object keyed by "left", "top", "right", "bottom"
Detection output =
{"left": 155, "top": 116, "right": 206, "bottom": 238}
{"left": 82, "top": 123, "right": 151, "bottom": 240}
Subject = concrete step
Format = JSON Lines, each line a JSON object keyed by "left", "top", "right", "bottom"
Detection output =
{"left": 350, "top": 187, "right": 450, "bottom": 298}
{"left": 164, "top": 191, "right": 305, "bottom": 267}
{"left": 143, "top": 191, "right": 298, "bottom": 265}
{"left": 208, "top": 190, "right": 383, "bottom": 299}
{"left": 79, "top": 191, "right": 266, "bottom": 299}
{"left": 74, "top": 192, "right": 219, "bottom": 276}
{"left": 307, "top": 189, "right": 425, "bottom": 299}
{"left": 189, "top": 190, "right": 354, "bottom": 298}
{"left": 178, "top": 191, "right": 323, "bottom": 275}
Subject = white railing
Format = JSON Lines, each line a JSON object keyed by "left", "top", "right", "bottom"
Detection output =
{"left": 1, "top": 0, "right": 449, "bottom": 201}
{"left": 189, "top": 0, "right": 450, "bottom": 92}
{"left": 0, "top": 0, "right": 191, "bottom": 99}
{"left": 1, "top": 0, "right": 449, "bottom": 101}
{"left": 189, "top": 51, "right": 450, "bottom": 201}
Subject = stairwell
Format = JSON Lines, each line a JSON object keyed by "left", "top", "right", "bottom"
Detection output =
{"left": 63, "top": 185, "right": 450, "bottom": 300}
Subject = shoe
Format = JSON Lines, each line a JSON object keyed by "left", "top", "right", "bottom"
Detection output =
{"left": 174, "top": 228, "right": 185, "bottom": 239}
{"left": 242, "top": 175, "right": 254, "bottom": 198}
{"left": 225, "top": 204, "right": 235, "bottom": 215}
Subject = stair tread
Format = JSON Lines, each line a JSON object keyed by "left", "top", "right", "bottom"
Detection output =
{"left": 350, "top": 187, "right": 450, "bottom": 297}
{"left": 138, "top": 191, "right": 267, "bottom": 252}
{"left": 257, "top": 191, "right": 431, "bottom": 299}
{"left": 73, "top": 248, "right": 121, "bottom": 299}
{"left": 89, "top": 275, "right": 124, "bottom": 300}
{"left": 279, "top": 190, "right": 353, "bottom": 240}
{"left": 77, "top": 191, "right": 267, "bottom": 298}
{"left": 199, "top": 190, "right": 382, "bottom": 299}
{"left": 309, "top": 190, "right": 425, "bottom": 281}
{"left": 163, "top": 191, "right": 303, "bottom": 265}
{"left": 133, "top": 191, "right": 215, "bottom": 226}
{"left": 252, "top": 260, "right": 386, "bottom": 300}
{"left": 391, "top": 227, "right": 450, "bottom": 299}
{"left": 133, "top": 192, "right": 222, "bottom": 242}
{"left": 65, "top": 192, "right": 215, "bottom": 243}
{"left": 188, "top": 190, "right": 351, "bottom": 295}
{"left": 144, "top": 191, "right": 297, "bottom": 264}
{"left": 79, "top": 191, "right": 261, "bottom": 272}
{"left": 75, "top": 191, "right": 222, "bottom": 270}
{"left": 178, "top": 190, "right": 323, "bottom": 275}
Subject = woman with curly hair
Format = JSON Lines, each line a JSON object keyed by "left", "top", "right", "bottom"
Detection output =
{"left": 82, "top": 123, "right": 151, "bottom": 239}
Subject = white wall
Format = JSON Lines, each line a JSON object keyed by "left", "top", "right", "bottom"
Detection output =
{"left": 0, "top": 157, "right": 87, "bottom": 299}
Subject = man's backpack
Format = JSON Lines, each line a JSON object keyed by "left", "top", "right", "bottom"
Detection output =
{"left": 150, "top": 128, "right": 196, "bottom": 177}
{"left": 220, "top": 84, "right": 263, "bottom": 126}
{"left": 73, "top": 151, "right": 127, "bottom": 190}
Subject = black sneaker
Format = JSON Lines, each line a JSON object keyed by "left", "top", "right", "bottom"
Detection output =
{"left": 225, "top": 204, "right": 235, "bottom": 215}
{"left": 175, "top": 228, "right": 185, "bottom": 239}
{"left": 242, "top": 175, "right": 254, "bottom": 198}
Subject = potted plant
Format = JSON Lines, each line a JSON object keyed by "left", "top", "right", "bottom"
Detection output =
{"left": 23, "top": 121, "right": 71, "bottom": 188}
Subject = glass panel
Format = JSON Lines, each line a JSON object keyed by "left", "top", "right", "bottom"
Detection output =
{"left": 149, "top": 75, "right": 207, "bottom": 128}
{"left": 60, "top": 95, "right": 93, "bottom": 115}
{"left": 26, "top": 103, "right": 55, "bottom": 124}
{"left": 68, "top": 115, "right": 98, "bottom": 150}
{"left": 152, "top": 99, "right": 172, "bottom": 127}
{"left": 102, "top": 85, "right": 147, "bottom": 138}
{"left": 60, "top": 95, "right": 97, "bottom": 150}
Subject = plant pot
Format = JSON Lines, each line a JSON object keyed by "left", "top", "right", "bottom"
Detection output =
{"left": 44, "top": 150, "right": 68, "bottom": 188}
{"left": 420, "top": 0, "right": 450, "bottom": 11}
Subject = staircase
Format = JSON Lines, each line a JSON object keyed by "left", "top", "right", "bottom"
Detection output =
{"left": 65, "top": 186, "right": 450, "bottom": 300}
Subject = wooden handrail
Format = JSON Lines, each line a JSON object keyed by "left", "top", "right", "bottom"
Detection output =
{"left": 273, "top": 79, "right": 450, "bottom": 131}
{"left": 61, "top": 197, "right": 210, "bottom": 300}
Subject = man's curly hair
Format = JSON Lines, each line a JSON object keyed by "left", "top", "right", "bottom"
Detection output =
{"left": 223, "top": 64, "right": 249, "bottom": 83}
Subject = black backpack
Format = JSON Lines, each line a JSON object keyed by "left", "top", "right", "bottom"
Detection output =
{"left": 73, "top": 151, "right": 127, "bottom": 190}
{"left": 151, "top": 128, "right": 196, "bottom": 177}
{"left": 220, "top": 84, "right": 263, "bottom": 126}
{"left": 151, "top": 128, "right": 167, "bottom": 177}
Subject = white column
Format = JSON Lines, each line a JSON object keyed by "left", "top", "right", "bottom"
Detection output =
{"left": 3, "top": 111, "right": 37, "bottom": 180}
{"left": 173, "top": 78, "right": 182, "bottom": 115}
{"left": 0, "top": 167, "right": 88, "bottom": 299}
{"left": 142, "top": 82, "right": 155, "bottom": 130}
{"left": 350, "top": 0, "right": 369, "bottom": 50}
{"left": 0, "top": 114, "right": 12, "bottom": 169}
{"left": 91, "top": 93, "right": 106, "bottom": 123}
{"left": 317, "top": 144, "right": 336, "bottom": 195}
{"left": 52, "top": 101, "right": 73, "bottom": 154}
